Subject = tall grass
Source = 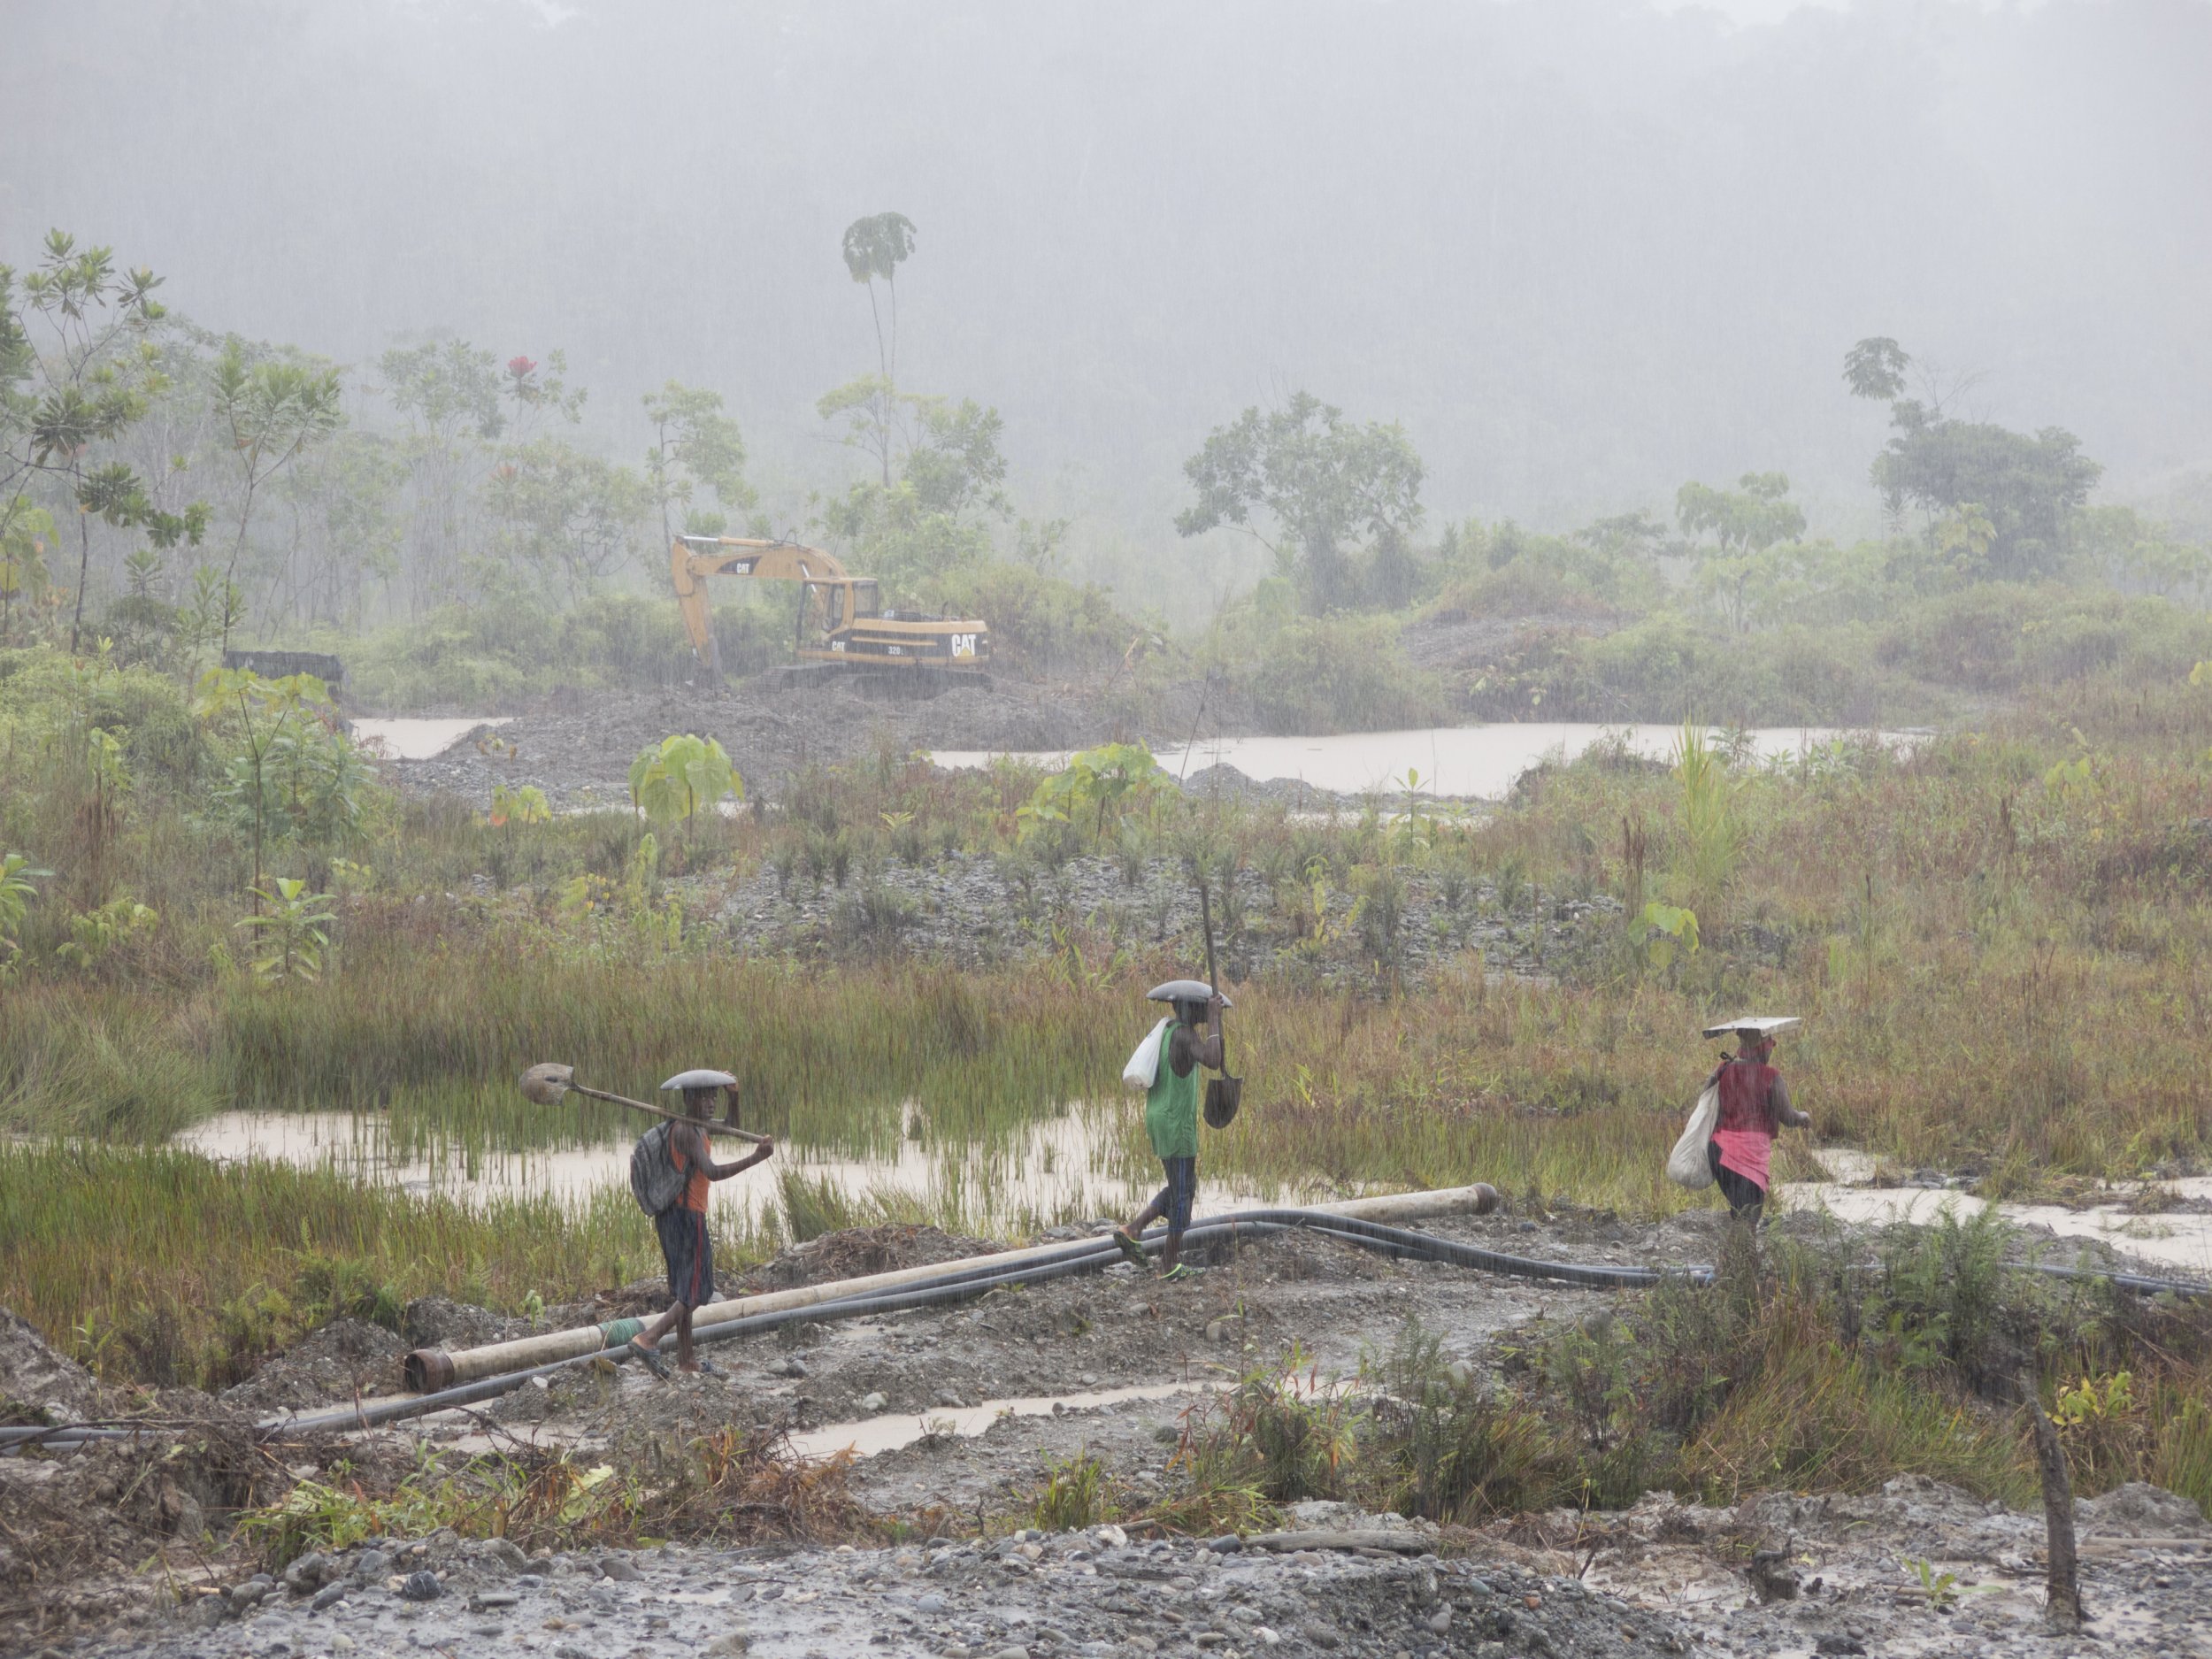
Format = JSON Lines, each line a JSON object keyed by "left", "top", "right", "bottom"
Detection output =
{"left": 5, "top": 897, "right": 2209, "bottom": 1207}
{"left": 0, "top": 1142, "right": 696, "bottom": 1389}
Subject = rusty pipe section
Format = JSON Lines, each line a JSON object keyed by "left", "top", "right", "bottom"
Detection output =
{"left": 399, "top": 1183, "right": 1497, "bottom": 1394}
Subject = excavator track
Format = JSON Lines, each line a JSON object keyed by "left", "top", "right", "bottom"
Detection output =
{"left": 771, "top": 663, "right": 992, "bottom": 699}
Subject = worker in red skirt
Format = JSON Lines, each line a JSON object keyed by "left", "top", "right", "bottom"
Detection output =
{"left": 1706, "top": 1025, "right": 1812, "bottom": 1225}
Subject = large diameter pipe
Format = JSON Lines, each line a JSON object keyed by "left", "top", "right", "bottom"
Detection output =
{"left": 400, "top": 1183, "right": 1498, "bottom": 1392}
{"left": 25, "top": 1201, "right": 2202, "bottom": 1455}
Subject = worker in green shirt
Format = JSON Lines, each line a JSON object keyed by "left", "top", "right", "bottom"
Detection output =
{"left": 1111, "top": 985, "right": 1225, "bottom": 1280}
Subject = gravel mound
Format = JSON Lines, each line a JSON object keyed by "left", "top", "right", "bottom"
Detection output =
{"left": 2078, "top": 1481, "right": 2209, "bottom": 1536}
{"left": 219, "top": 1317, "right": 407, "bottom": 1416}
{"left": 401, "top": 1295, "right": 535, "bottom": 1350}
{"left": 0, "top": 1304, "right": 102, "bottom": 1424}
{"left": 134, "top": 1525, "right": 1696, "bottom": 1659}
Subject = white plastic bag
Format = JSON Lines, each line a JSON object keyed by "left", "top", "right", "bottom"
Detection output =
{"left": 1666, "top": 1083, "right": 1719, "bottom": 1189}
{"left": 1122, "top": 1017, "right": 1170, "bottom": 1091}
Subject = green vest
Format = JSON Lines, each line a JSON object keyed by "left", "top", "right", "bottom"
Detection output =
{"left": 1145, "top": 1018, "right": 1200, "bottom": 1160}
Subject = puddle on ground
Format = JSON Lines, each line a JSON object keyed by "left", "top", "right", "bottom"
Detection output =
{"left": 349, "top": 717, "right": 512, "bottom": 760}
{"left": 170, "top": 1106, "right": 1323, "bottom": 1231}
{"left": 1797, "top": 1148, "right": 2212, "bottom": 1278}
{"left": 396, "top": 1380, "right": 1217, "bottom": 1462}
{"left": 787, "top": 1380, "right": 1217, "bottom": 1461}
{"left": 933, "top": 723, "right": 1914, "bottom": 802}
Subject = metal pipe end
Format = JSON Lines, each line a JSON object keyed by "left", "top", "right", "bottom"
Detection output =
{"left": 403, "top": 1348, "right": 456, "bottom": 1394}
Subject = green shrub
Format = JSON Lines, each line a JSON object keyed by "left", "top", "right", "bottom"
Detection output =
{"left": 0, "top": 646, "right": 200, "bottom": 784}
{"left": 1226, "top": 613, "right": 1448, "bottom": 734}
{"left": 936, "top": 560, "right": 1141, "bottom": 675}
{"left": 321, "top": 589, "right": 792, "bottom": 710}
{"left": 1030, "top": 1449, "right": 1114, "bottom": 1531}
{"left": 1878, "top": 584, "right": 2212, "bottom": 693}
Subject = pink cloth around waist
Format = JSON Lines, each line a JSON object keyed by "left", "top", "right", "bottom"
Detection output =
{"left": 1711, "top": 1127, "right": 1772, "bottom": 1192}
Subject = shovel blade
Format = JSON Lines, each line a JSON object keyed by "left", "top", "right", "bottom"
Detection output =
{"left": 1203, "top": 1074, "right": 1242, "bottom": 1129}
{"left": 518, "top": 1063, "right": 576, "bottom": 1106}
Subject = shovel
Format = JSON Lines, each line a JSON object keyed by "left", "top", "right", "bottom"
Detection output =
{"left": 1198, "top": 880, "right": 1242, "bottom": 1129}
{"left": 518, "top": 1063, "right": 768, "bottom": 1142}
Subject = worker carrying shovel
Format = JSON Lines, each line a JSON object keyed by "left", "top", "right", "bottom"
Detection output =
{"left": 1110, "top": 979, "right": 1231, "bottom": 1281}
{"left": 625, "top": 1070, "right": 775, "bottom": 1378}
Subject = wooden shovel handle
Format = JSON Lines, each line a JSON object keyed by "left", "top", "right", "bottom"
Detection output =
{"left": 568, "top": 1082, "right": 769, "bottom": 1144}
{"left": 1199, "top": 878, "right": 1229, "bottom": 1073}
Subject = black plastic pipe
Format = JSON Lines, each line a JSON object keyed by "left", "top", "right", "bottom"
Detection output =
{"left": 4, "top": 1202, "right": 2201, "bottom": 1455}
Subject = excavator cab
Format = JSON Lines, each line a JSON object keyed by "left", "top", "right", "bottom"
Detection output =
{"left": 815, "top": 580, "right": 882, "bottom": 633}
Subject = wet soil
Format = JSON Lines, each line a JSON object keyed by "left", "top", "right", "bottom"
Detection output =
{"left": 12, "top": 1206, "right": 2209, "bottom": 1655}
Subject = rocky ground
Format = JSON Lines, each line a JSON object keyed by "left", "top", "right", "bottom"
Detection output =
{"left": 381, "top": 672, "right": 1584, "bottom": 985}
{"left": 375, "top": 678, "right": 1148, "bottom": 811}
{"left": 368, "top": 677, "right": 1476, "bottom": 822}
{"left": 704, "top": 851, "right": 1606, "bottom": 984}
{"left": 10, "top": 1205, "right": 2208, "bottom": 1657}
{"left": 79, "top": 1479, "right": 2207, "bottom": 1659}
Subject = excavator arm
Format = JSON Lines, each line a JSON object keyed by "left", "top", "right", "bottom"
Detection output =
{"left": 671, "top": 536, "right": 852, "bottom": 678}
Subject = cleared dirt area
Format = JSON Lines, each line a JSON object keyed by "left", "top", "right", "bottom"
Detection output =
{"left": 12, "top": 1205, "right": 2208, "bottom": 1657}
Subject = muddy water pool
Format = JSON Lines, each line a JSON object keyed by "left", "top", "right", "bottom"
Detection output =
{"left": 934, "top": 722, "right": 1913, "bottom": 801}
{"left": 348, "top": 715, "right": 1909, "bottom": 804}
{"left": 170, "top": 1105, "right": 1325, "bottom": 1231}
{"left": 347, "top": 717, "right": 511, "bottom": 760}
{"left": 165, "top": 1110, "right": 2212, "bottom": 1278}
{"left": 1799, "top": 1151, "right": 2212, "bottom": 1279}
{"left": 786, "top": 1380, "right": 1215, "bottom": 1460}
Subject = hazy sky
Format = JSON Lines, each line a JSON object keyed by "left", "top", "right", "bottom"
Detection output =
{"left": 5, "top": 0, "right": 2208, "bottom": 576}
{"left": 1655, "top": 0, "right": 2037, "bottom": 22}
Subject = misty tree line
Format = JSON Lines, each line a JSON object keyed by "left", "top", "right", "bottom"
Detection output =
{"left": 0, "top": 221, "right": 1033, "bottom": 665}
{"left": 0, "top": 232, "right": 754, "bottom": 656}
{"left": 5, "top": 225, "right": 2206, "bottom": 674}
{"left": 1171, "top": 334, "right": 2207, "bottom": 636}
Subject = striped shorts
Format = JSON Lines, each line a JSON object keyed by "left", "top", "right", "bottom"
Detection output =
{"left": 655, "top": 1206, "right": 715, "bottom": 1308}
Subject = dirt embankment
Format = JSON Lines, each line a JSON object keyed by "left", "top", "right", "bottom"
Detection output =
{"left": 368, "top": 667, "right": 1340, "bottom": 816}
{"left": 383, "top": 677, "right": 1146, "bottom": 810}
{"left": 1398, "top": 611, "right": 1621, "bottom": 676}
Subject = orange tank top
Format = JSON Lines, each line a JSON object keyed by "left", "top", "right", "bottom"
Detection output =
{"left": 671, "top": 1129, "right": 712, "bottom": 1213}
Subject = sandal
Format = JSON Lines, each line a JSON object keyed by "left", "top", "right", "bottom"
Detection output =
{"left": 1108, "top": 1229, "right": 1149, "bottom": 1269}
{"left": 626, "top": 1339, "right": 673, "bottom": 1379}
{"left": 1162, "top": 1263, "right": 1196, "bottom": 1282}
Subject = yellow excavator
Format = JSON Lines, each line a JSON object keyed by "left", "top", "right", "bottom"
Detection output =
{"left": 670, "top": 535, "right": 992, "bottom": 689}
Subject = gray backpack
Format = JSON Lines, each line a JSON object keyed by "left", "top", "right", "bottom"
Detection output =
{"left": 629, "top": 1122, "right": 687, "bottom": 1216}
